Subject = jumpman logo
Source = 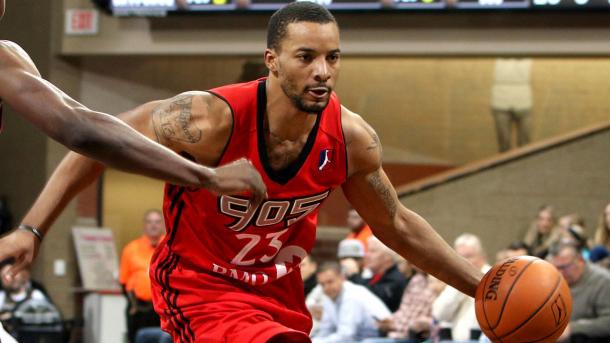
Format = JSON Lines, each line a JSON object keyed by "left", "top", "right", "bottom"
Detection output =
{"left": 318, "top": 149, "right": 334, "bottom": 171}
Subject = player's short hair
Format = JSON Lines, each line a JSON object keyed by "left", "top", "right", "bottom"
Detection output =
{"left": 267, "top": 1, "right": 336, "bottom": 51}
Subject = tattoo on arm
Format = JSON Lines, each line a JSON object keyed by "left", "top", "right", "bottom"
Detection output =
{"left": 367, "top": 170, "right": 397, "bottom": 218}
{"left": 152, "top": 94, "right": 202, "bottom": 145}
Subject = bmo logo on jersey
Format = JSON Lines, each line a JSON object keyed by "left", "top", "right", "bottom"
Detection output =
{"left": 218, "top": 190, "right": 330, "bottom": 232}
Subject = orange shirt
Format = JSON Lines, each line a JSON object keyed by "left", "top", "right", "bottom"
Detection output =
{"left": 346, "top": 224, "right": 373, "bottom": 251}
{"left": 119, "top": 235, "right": 161, "bottom": 301}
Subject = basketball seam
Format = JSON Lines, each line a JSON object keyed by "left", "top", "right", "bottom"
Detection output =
{"left": 497, "top": 274, "right": 561, "bottom": 340}
{"left": 481, "top": 271, "right": 502, "bottom": 342}
{"left": 524, "top": 312, "right": 568, "bottom": 343}
{"left": 491, "top": 258, "right": 537, "bottom": 330}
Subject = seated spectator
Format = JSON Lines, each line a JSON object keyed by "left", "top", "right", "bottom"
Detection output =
{"left": 346, "top": 209, "right": 374, "bottom": 251}
{"left": 593, "top": 202, "right": 610, "bottom": 250}
{"left": 432, "top": 233, "right": 490, "bottom": 342}
{"left": 396, "top": 258, "right": 414, "bottom": 280}
{"left": 504, "top": 241, "right": 531, "bottom": 259}
{"left": 307, "top": 240, "right": 367, "bottom": 337}
{"left": 302, "top": 255, "right": 319, "bottom": 297}
{"left": 337, "top": 239, "right": 367, "bottom": 284}
{"left": 548, "top": 242, "right": 610, "bottom": 343}
{"left": 363, "top": 237, "right": 408, "bottom": 312}
{"left": 364, "top": 268, "right": 445, "bottom": 343}
{"left": 524, "top": 205, "right": 560, "bottom": 258}
{"left": 559, "top": 213, "right": 586, "bottom": 232}
{"left": 589, "top": 245, "right": 610, "bottom": 269}
{"left": 496, "top": 241, "right": 531, "bottom": 263}
{"left": 0, "top": 265, "right": 58, "bottom": 337}
{"left": 120, "top": 209, "right": 166, "bottom": 343}
{"left": 312, "top": 262, "right": 390, "bottom": 343}
{"left": 559, "top": 224, "right": 591, "bottom": 259}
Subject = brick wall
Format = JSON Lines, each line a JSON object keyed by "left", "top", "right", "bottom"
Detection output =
{"left": 399, "top": 128, "right": 610, "bottom": 260}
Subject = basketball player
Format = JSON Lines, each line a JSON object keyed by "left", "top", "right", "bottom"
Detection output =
{"left": 0, "top": 3, "right": 482, "bottom": 342}
{"left": 0, "top": 1, "right": 265, "bottom": 197}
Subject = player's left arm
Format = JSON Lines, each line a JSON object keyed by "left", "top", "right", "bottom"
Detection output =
{"left": 341, "top": 107, "right": 482, "bottom": 297}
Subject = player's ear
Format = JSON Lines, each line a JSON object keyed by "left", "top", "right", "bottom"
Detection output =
{"left": 264, "top": 48, "right": 278, "bottom": 74}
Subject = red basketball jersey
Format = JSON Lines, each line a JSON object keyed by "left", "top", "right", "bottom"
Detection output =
{"left": 152, "top": 78, "right": 346, "bottom": 291}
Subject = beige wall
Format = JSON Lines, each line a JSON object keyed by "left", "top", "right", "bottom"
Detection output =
{"left": 400, "top": 129, "right": 610, "bottom": 260}
{"left": 102, "top": 170, "right": 164, "bottom": 254}
{"left": 74, "top": 56, "right": 610, "bottom": 166}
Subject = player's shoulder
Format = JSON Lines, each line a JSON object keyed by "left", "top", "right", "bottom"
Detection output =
{"left": 341, "top": 105, "right": 382, "bottom": 175}
{"left": 0, "top": 41, "right": 40, "bottom": 77}
{"left": 157, "top": 90, "right": 232, "bottom": 127}
{"left": 0, "top": 40, "right": 23, "bottom": 54}
{"left": 340, "top": 105, "right": 379, "bottom": 149}
{"left": 0, "top": 41, "right": 30, "bottom": 65}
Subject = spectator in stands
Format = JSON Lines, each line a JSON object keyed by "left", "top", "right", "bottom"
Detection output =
{"left": 346, "top": 209, "right": 373, "bottom": 251}
{"left": 524, "top": 205, "right": 560, "bottom": 258}
{"left": 560, "top": 224, "right": 591, "bottom": 259}
{"left": 496, "top": 241, "right": 531, "bottom": 263}
{"left": 312, "top": 262, "right": 390, "bottom": 343}
{"left": 504, "top": 241, "right": 531, "bottom": 258}
{"left": 119, "top": 209, "right": 170, "bottom": 343}
{"left": 548, "top": 242, "right": 610, "bottom": 343}
{"left": 0, "top": 265, "right": 53, "bottom": 336}
{"left": 396, "top": 258, "right": 414, "bottom": 280}
{"left": 337, "top": 239, "right": 367, "bottom": 284}
{"left": 589, "top": 245, "right": 610, "bottom": 270}
{"left": 301, "top": 255, "right": 319, "bottom": 297}
{"left": 432, "top": 233, "right": 490, "bottom": 342}
{"left": 364, "top": 237, "right": 408, "bottom": 312}
{"left": 593, "top": 202, "right": 610, "bottom": 250}
{"left": 366, "top": 267, "right": 445, "bottom": 343}
{"left": 559, "top": 213, "right": 586, "bottom": 233}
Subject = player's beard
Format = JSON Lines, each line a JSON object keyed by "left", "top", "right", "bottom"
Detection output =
{"left": 280, "top": 77, "right": 330, "bottom": 114}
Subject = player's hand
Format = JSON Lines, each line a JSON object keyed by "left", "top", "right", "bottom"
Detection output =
{"left": 0, "top": 228, "right": 41, "bottom": 280}
{"left": 208, "top": 158, "right": 267, "bottom": 208}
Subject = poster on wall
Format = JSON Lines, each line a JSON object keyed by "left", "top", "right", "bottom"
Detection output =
{"left": 72, "top": 227, "right": 120, "bottom": 291}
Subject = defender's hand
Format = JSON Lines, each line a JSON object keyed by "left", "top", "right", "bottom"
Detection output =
{"left": 0, "top": 229, "right": 40, "bottom": 280}
{"left": 207, "top": 158, "right": 267, "bottom": 209}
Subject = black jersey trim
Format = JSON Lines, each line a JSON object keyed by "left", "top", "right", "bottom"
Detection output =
{"left": 154, "top": 201, "right": 196, "bottom": 342}
{"left": 256, "top": 79, "right": 322, "bottom": 185}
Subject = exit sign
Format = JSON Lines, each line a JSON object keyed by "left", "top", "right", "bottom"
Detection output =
{"left": 65, "top": 9, "right": 99, "bottom": 35}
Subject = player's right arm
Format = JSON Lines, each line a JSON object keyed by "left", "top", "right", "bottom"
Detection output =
{"left": 0, "top": 92, "right": 265, "bottom": 276}
{"left": 0, "top": 41, "right": 264, "bottom": 193}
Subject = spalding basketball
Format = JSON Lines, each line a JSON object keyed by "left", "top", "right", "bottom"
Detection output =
{"left": 475, "top": 256, "right": 572, "bottom": 343}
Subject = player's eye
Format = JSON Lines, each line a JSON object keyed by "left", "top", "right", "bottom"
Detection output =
{"left": 297, "top": 54, "right": 313, "bottom": 62}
